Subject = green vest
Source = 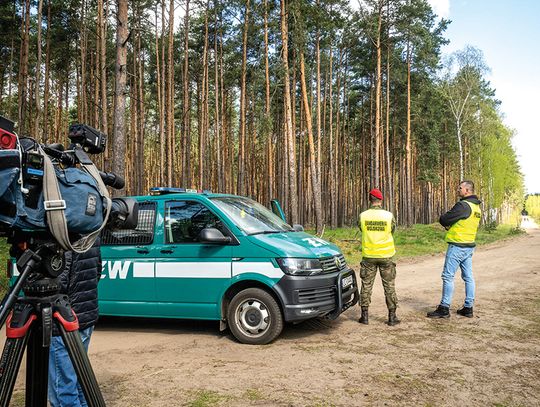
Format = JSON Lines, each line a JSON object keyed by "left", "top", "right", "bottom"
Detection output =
{"left": 360, "top": 208, "right": 395, "bottom": 258}
{"left": 445, "top": 201, "right": 481, "bottom": 244}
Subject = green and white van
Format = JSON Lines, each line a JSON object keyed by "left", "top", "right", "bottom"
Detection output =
{"left": 99, "top": 188, "right": 358, "bottom": 344}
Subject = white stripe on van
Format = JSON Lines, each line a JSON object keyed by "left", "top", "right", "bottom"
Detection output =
{"left": 233, "top": 262, "right": 283, "bottom": 279}
{"left": 155, "top": 262, "right": 230, "bottom": 278}
{"left": 133, "top": 262, "right": 154, "bottom": 278}
{"left": 99, "top": 260, "right": 284, "bottom": 280}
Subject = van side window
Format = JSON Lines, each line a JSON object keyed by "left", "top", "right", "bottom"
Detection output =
{"left": 102, "top": 201, "right": 156, "bottom": 245}
{"left": 165, "top": 201, "right": 227, "bottom": 243}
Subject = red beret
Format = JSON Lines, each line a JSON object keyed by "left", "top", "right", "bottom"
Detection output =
{"left": 369, "top": 188, "right": 383, "bottom": 200}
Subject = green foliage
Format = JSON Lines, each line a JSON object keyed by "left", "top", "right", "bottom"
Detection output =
{"left": 526, "top": 194, "right": 540, "bottom": 223}
{"left": 0, "top": 238, "right": 10, "bottom": 295}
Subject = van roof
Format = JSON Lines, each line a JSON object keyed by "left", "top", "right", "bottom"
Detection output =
{"left": 131, "top": 189, "right": 241, "bottom": 201}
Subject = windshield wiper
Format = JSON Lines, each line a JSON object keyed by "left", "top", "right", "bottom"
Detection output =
{"left": 248, "top": 230, "right": 283, "bottom": 236}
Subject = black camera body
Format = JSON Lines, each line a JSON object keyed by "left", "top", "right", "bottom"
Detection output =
{"left": 0, "top": 115, "right": 138, "bottom": 252}
{"left": 68, "top": 124, "right": 107, "bottom": 154}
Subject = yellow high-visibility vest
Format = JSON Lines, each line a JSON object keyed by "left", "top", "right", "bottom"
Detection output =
{"left": 445, "top": 201, "right": 481, "bottom": 244}
{"left": 360, "top": 208, "right": 395, "bottom": 258}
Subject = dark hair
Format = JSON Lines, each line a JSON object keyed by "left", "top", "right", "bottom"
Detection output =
{"left": 460, "top": 180, "right": 475, "bottom": 193}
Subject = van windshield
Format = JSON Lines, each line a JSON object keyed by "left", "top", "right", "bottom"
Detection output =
{"left": 211, "top": 197, "right": 294, "bottom": 235}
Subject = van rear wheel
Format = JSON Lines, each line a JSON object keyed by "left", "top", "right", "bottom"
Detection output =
{"left": 227, "top": 288, "right": 283, "bottom": 345}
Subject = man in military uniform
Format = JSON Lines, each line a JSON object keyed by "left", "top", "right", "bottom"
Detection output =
{"left": 358, "top": 188, "right": 400, "bottom": 326}
{"left": 428, "top": 180, "right": 482, "bottom": 319}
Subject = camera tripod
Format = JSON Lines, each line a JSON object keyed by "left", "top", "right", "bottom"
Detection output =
{"left": 0, "top": 244, "right": 106, "bottom": 407}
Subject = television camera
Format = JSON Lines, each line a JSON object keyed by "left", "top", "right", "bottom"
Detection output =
{"left": 0, "top": 115, "right": 138, "bottom": 407}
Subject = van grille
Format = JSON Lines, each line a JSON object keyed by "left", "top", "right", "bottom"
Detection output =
{"left": 319, "top": 254, "right": 347, "bottom": 274}
{"left": 297, "top": 286, "right": 336, "bottom": 303}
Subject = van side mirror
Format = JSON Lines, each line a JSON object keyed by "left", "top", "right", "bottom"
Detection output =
{"left": 292, "top": 224, "right": 304, "bottom": 232}
{"left": 270, "top": 199, "right": 287, "bottom": 222}
{"left": 198, "top": 228, "right": 232, "bottom": 244}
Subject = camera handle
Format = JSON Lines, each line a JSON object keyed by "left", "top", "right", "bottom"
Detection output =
{"left": 0, "top": 248, "right": 41, "bottom": 329}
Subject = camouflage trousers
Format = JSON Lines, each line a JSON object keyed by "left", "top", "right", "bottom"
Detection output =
{"left": 359, "top": 257, "right": 398, "bottom": 310}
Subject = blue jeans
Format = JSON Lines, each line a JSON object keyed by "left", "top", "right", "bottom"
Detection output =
{"left": 48, "top": 326, "right": 94, "bottom": 407}
{"left": 440, "top": 244, "right": 475, "bottom": 308}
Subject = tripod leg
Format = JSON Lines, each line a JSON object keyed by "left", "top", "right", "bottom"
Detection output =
{"left": 0, "top": 311, "right": 37, "bottom": 407}
{"left": 25, "top": 323, "right": 50, "bottom": 407}
{"left": 55, "top": 315, "right": 106, "bottom": 407}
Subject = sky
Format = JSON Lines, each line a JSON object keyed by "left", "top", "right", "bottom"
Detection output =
{"left": 428, "top": 0, "right": 540, "bottom": 194}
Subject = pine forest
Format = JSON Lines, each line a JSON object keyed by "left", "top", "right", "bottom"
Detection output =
{"left": 0, "top": 0, "right": 524, "bottom": 232}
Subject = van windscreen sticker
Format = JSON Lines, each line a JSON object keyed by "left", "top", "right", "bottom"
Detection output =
{"left": 301, "top": 237, "right": 328, "bottom": 247}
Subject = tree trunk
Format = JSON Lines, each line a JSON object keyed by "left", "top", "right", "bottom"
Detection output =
{"left": 112, "top": 0, "right": 128, "bottom": 195}
{"left": 199, "top": 1, "right": 210, "bottom": 188}
{"left": 374, "top": 0, "right": 383, "bottom": 188}
{"left": 43, "top": 0, "right": 51, "bottom": 142}
{"left": 299, "top": 52, "right": 323, "bottom": 234}
{"left": 264, "top": 0, "right": 273, "bottom": 203}
{"left": 214, "top": 2, "right": 223, "bottom": 192}
{"left": 280, "top": 0, "right": 298, "bottom": 224}
{"left": 98, "top": 0, "right": 108, "bottom": 133}
{"left": 18, "top": 0, "right": 31, "bottom": 134}
{"left": 182, "top": 0, "right": 191, "bottom": 186}
{"left": 156, "top": 2, "right": 165, "bottom": 185}
{"left": 34, "top": 0, "right": 44, "bottom": 138}
{"left": 385, "top": 0, "right": 394, "bottom": 213}
{"left": 328, "top": 47, "right": 336, "bottom": 228}
{"left": 166, "top": 0, "right": 175, "bottom": 185}
{"left": 405, "top": 41, "right": 413, "bottom": 225}
{"left": 237, "top": 0, "right": 250, "bottom": 196}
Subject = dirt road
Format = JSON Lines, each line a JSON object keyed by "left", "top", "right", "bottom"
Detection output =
{"left": 6, "top": 229, "right": 540, "bottom": 406}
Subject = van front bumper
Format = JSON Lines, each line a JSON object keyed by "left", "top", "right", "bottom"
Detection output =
{"left": 274, "top": 268, "right": 359, "bottom": 322}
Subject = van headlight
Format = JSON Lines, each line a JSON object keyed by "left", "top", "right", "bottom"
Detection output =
{"left": 276, "top": 258, "right": 323, "bottom": 276}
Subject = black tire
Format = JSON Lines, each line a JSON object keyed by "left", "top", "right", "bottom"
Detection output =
{"left": 227, "top": 288, "right": 283, "bottom": 345}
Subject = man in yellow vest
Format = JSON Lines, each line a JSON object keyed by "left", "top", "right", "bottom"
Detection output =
{"left": 358, "top": 188, "right": 400, "bottom": 326}
{"left": 428, "top": 180, "right": 481, "bottom": 319}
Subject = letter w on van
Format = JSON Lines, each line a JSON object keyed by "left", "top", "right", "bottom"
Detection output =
{"left": 102, "top": 261, "right": 131, "bottom": 279}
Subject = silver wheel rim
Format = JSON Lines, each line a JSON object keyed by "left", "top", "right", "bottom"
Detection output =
{"left": 234, "top": 298, "right": 270, "bottom": 339}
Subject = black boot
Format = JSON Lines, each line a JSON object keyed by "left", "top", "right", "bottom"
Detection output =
{"left": 387, "top": 309, "right": 401, "bottom": 326}
{"left": 457, "top": 306, "right": 474, "bottom": 318}
{"left": 358, "top": 307, "right": 369, "bottom": 324}
{"left": 427, "top": 305, "right": 450, "bottom": 318}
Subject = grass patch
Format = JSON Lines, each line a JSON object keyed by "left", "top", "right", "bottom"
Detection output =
{"left": 187, "top": 389, "right": 230, "bottom": 407}
{"left": 0, "top": 238, "right": 10, "bottom": 293}
{"left": 243, "top": 388, "right": 264, "bottom": 401}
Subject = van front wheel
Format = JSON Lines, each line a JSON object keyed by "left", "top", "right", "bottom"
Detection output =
{"left": 227, "top": 288, "right": 283, "bottom": 345}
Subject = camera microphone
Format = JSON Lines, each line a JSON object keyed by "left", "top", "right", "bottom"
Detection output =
{"left": 99, "top": 171, "right": 125, "bottom": 189}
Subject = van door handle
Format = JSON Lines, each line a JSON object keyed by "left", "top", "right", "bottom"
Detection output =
{"left": 137, "top": 248, "right": 149, "bottom": 254}
{"left": 160, "top": 249, "right": 174, "bottom": 254}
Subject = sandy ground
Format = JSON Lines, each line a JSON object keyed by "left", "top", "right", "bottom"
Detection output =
{"left": 4, "top": 228, "right": 540, "bottom": 406}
